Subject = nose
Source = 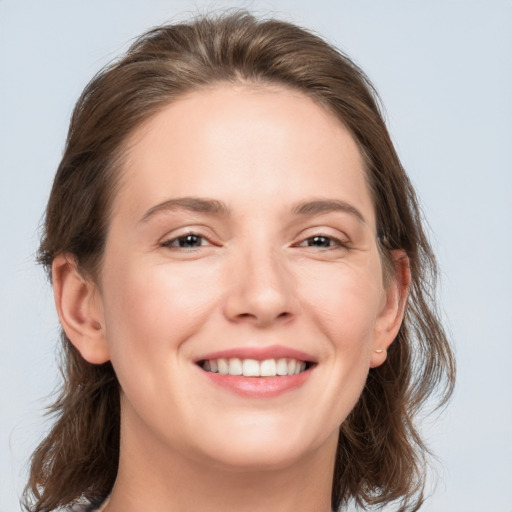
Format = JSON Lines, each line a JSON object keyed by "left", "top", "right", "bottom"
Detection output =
{"left": 223, "top": 246, "right": 296, "bottom": 328}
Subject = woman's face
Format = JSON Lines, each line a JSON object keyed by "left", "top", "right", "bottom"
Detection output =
{"left": 92, "top": 85, "right": 402, "bottom": 471}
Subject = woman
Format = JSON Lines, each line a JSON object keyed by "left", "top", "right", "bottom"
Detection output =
{"left": 25, "top": 11, "right": 455, "bottom": 512}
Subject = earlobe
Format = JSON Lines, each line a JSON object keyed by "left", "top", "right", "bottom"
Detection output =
{"left": 370, "top": 250, "right": 410, "bottom": 368}
{"left": 52, "top": 254, "right": 110, "bottom": 364}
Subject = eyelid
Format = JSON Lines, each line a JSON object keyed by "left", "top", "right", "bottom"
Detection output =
{"left": 292, "top": 226, "right": 351, "bottom": 248}
{"left": 161, "top": 234, "right": 208, "bottom": 249}
{"left": 159, "top": 227, "right": 220, "bottom": 249}
{"left": 294, "top": 235, "right": 350, "bottom": 250}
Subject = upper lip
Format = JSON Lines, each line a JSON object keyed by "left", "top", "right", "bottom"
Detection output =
{"left": 194, "top": 344, "right": 317, "bottom": 364}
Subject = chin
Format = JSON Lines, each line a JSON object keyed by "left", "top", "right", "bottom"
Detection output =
{"left": 202, "top": 444, "right": 313, "bottom": 473}
{"left": 189, "top": 419, "right": 337, "bottom": 473}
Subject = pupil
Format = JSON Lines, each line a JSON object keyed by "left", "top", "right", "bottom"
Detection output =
{"left": 179, "top": 235, "right": 200, "bottom": 247}
{"left": 310, "top": 236, "right": 330, "bottom": 247}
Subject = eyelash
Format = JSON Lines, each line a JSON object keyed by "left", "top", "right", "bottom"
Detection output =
{"left": 160, "top": 232, "right": 350, "bottom": 251}
{"left": 160, "top": 232, "right": 211, "bottom": 250}
{"left": 294, "top": 234, "right": 350, "bottom": 250}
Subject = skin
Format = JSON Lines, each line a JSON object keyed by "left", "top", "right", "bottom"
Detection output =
{"left": 53, "top": 85, "right": 409, "bottom": 512}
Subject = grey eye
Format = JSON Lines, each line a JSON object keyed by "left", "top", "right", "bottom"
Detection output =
{"left": 162, "top": 233, "right": 207, "bottom": 249}
{"left": 177, "top": 234, "right": 203, "bottom": 247}
{"left": 307, "top": 236, "right": 332, "bottom": 247}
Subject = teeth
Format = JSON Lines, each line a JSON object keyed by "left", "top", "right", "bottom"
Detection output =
{"left": 218, "top": 358, "right": 229, "bottom": 375}
{"left": 260, "top": 359, "right": 277, "bottom": 377}
{"left": 201, "top": 357, "right": 309, "bottom": 377}
{"left": 228, "top": 358, "right": 243, "bottom": 376}
{"left": 276, "top": 358, "right": 288, "bottom": 375}
{"left": 242, "top": 359, "right": 260, "bottom": 377}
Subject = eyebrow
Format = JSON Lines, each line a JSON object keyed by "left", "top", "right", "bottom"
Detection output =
{"left": 140, "top": 196, "right": 366, "bottom": 224}
{"left": 292, "top": 199, "right": 367, "bottom": 224}
{"left": 140, "top": 197, "right": 230, "bottom": 222}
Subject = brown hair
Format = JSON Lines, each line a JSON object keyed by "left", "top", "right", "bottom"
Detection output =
{"left": 25, "top": 11, "right": 455, "bottom": 512}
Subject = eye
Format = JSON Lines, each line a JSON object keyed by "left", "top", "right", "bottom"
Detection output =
{"left": 295, "top": 234, "right": 349, "bottom": 250}
{"left": 304, "top": 235, "right": 334, "bottom": 248}
{"left": 161, "top": 233, "right": 210, "bottom": 249}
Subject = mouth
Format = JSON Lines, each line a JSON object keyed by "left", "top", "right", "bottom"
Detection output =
{"left": 194, "top": 345, "right": 319, "bottom": 399}
{"left": 197, "top": 357, "right": 314, "bottom": 377}
{"left": 194, "top": 346, "right": 317, "bottom": 397}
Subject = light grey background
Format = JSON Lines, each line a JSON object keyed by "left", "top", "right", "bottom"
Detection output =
{"left": 1, "top": 1, "right": 511, "bottom": 511}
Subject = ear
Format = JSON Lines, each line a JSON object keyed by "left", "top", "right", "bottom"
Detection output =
{"left": 370, "top": 250, "right": 410, "bottom": 368}
{"left": 52, "top": 254, "right": 110, "bottom": 364}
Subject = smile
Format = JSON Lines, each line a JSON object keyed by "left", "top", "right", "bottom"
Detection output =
{"left": 194, "top": 345, "right": 316, "bottom": 397}
{"left": 199, "top": 358, "right": 309, "bottom": 377}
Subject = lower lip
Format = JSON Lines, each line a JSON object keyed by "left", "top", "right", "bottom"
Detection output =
{"left": 200, "top": 368, "right": 312, "bottom": 398}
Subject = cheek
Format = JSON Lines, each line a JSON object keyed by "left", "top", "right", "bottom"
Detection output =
{"left": 98, "top": 257, "right": 225, "bottom": 443}
{"left": 297, "top": 259, "right": 385, "bottom": 423}
{"left": 300, "top": 261, "right": 384, "bottom": 350}
{"left": 100, "top": 256, "right": 218, "bottom": 377}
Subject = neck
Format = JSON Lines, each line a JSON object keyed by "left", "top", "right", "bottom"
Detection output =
{"left": 106, "top": 415, "right": 338, "bottom": 512}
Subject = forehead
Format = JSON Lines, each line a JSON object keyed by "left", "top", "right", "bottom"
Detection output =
{"left": 115, "top": 84, "right": 375, "bottom": 227}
